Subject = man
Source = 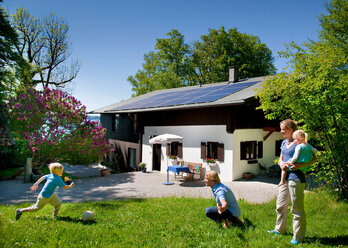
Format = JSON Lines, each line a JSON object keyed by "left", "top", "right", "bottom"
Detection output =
{"left": 204, "top": 171, "right": 244, "bottom": 228}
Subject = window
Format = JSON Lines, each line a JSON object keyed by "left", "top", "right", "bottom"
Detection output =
{"left": 201, "top": 142, "right": 224, "bottom": 162}
{"left": 166, "top": 142, "right": 183, "bottom": 158}
{"left": 275, "top": 140, "right": 283, "bottom": 156}
{"left": 171, "top": 142, "right": 179, "bottom": 156}
{"left": 240, "top": 141, "right": 263, "bottom": 160}
{"left": 207, "top": 142, "right": 218, "bottom": 159}
{"left": 112, "top": 114, "right": 120, "bottom": 132}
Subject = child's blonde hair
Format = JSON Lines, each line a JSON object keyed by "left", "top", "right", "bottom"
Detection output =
{"left": 205, "top": 171, "right": 221, "bottom": 184}
{"left": 293, "top": 129, "right": 308, "bottom": 144}
{"left": 48, "top": 162, "right": 64, "bottom": 174}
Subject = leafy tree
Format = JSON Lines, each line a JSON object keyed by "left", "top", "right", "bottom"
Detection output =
{"left": 128, "top": 27, "right": 276, "bottom": 96}
{"left": 11, "top": 7, "right": 80, "bottom": 89}
{"left": 256, "top": 0, "right": 348, "bottom": 199}
{"left": 3, "top": 87, "right": 113, "bottom": 167}
{"left": 0, "top": 5, "right": 20, "bottom": 102}
{"left": 128, "top": 30, "right": 190, "bottom": 96}
{"left": 191, "top": 27, "right": 276, "bottom": 85}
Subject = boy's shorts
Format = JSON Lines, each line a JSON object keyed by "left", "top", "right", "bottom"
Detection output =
{"left": 26, "top": 193, "right": 62, "bottom": 212}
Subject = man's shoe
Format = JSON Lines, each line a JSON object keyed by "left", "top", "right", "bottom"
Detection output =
{"left": 267, "top": 230, "right": 280, "bottom": 235}
{"left": 289, "top": 239, "right": 299, "bottom": 245}
{"left": 223, "top": 220, "right": 233, "bottom": 229}
{"left": 15, "top": 209, "right": 22, "bottom": 220}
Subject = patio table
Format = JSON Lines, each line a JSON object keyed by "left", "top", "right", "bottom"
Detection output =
{"left": 167, "top": 165, "right": 190, "bottom": 179}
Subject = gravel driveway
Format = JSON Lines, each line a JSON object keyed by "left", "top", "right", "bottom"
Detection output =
{"left": 0, "top": 165, "right": 279, "bottom": 205}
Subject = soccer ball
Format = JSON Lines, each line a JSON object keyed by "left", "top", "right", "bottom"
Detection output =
{"left": 82, "top": 211, "right": 95, "bottom": 221}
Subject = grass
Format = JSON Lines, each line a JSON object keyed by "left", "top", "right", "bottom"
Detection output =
{"left": 0, "top": 190, "right": 347, "bottom": 247}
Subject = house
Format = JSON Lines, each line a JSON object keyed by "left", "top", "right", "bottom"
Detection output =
{"left": 91, "top": 67, "right": 283, "bottom": 182}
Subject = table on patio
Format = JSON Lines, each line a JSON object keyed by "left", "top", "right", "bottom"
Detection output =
{"left": 167, "top": 165, "right": 190, "bottom": 179}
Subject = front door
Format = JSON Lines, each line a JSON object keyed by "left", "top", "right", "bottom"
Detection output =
{"left": 152, "top": 144, "right": 161, "bottom": 171}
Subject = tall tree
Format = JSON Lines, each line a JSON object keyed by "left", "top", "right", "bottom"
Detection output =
{"left": 128, "top": 27, "right": 276, "bottom": 96}
{"left": 11, "top": 7, "right": 80, "bottom": 89}
{"left": 256, "top": 0, "right": 348, "bottom": 199}
{"left": 128, "top": 30, "right": 190, "bottom": 96}
{"left": 0, "top": 5, "right": 21, "bottom": 101}
{"left": 191, "top": 27, "right": 276, "bottom": 85}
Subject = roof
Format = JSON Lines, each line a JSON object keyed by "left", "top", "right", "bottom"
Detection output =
{"left": 91, "top": 76, "right": 267, "bottom": 114}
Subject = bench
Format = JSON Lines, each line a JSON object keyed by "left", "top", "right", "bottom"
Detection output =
{"left": 182, "top": 161, "right": 203, "bottom": 180}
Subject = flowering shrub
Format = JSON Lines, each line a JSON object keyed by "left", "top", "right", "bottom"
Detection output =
{"left": 206, "top": 158, "right": 216, "bottom": 163}
{"left": 3, "top": 87, "right": 113, "bottom": 166}
{"left": 169, "top": 155, "right": 177, "bottom": 160}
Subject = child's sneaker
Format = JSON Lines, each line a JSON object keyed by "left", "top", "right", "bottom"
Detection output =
{"left": 15, "top": 209, "right": 22, "bottom": 220}
{"left": 267, "top": 229, "right": 280, "bottom": 235}
{"left": 289, "top": 239, "right": 299, "bottom": 245}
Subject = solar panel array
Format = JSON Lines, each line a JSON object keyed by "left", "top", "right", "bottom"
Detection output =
{"left": 111, "top": 80, "right": 259, "bottom": 111}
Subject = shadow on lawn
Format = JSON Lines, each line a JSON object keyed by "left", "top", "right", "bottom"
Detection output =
{"left": 56, "top": 216, "right": 96, "bottom": 225}
{"left": 305, "top": 235, "right": 348, "bottom": 246}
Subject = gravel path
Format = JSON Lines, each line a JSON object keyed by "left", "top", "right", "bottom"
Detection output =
{"left": 0, "top": 165, "right": 279, "bottom": 205}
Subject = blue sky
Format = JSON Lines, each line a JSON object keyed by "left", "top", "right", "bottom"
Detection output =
{"left": 2, "top": 0, "right": 327, "bottom": 112}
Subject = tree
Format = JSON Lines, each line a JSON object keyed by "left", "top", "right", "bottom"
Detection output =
{"left": 3, "top": 87, "right": 113, "bottom": 167}
{"left": 128, "top": 30, "right": 190, "bottom": 96}
{"left": 0, "top": 5, "right": 21, "bottom": 102}
{"left": 256, "top": 0, "right": 348, "bottom": 199}
{"left": 191, "top": 27, "right": 276, "bottom": 85}
{"left": 128, "top": 27, "right": 276, "bottom": 96}
{"left": 11, "top": 7, "right": 80, "bottom": 89}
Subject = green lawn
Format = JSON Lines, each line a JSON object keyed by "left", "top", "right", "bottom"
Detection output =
{"left": 0, "top": 190, "right": 347, "bottom": 247}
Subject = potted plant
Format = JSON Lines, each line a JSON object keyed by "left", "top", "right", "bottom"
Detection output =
{"left": 169, "top": 155, "right": 177, "bottom": 160}
{"left": 139, "top": 162, "right": 147, "bottom": 173}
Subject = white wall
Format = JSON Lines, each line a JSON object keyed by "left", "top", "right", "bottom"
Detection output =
{"left": 142, "top": 125, "right": 234, "bottom": 182}
{"left": 232, "top": 129, "right": 283, "bottom": 180}
{"left": 142, "top": 126, "right": 283, "bottom": 182}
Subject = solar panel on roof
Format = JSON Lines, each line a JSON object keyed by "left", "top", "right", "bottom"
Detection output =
{"left": 109, "top": 80, "right": 259, "bottom": 111}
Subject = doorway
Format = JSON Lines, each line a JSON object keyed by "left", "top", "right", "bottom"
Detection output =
{"left": 128, "top": 148, "right": 137, "bottom": 170}
{"left": 152, "top": 144, "right": 161, "bottom": 171}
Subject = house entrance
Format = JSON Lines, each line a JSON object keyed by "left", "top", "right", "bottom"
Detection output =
{"left": 152, "top": 144, "right": 161, "bottom": 171}
{"left": 128, "top": 148, "right": 137, "bottom": 170}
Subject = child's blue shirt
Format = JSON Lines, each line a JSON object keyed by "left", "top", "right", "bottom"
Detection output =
{"left": 40, "top": 173, "right": 65, "bottom": 198}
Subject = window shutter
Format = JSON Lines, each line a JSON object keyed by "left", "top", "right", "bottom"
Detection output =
{"left": 166, "top": 144, "right": 170, "bottom": 156}
{"left": 178, "top": 143, "right": 183, "bottom": 158}
{"left": 111, "top": 115, "right": 115, "bottom": 132}
{"left": 275, "top": 140, "right": 282, "bottom": 156}
{"left": 201, "top": 142, "right": 206, "bottom": 159}
{"left": 218, "top": 143, "right": 224, "bottom": 162}
{"left": 240, "top": 142, "right": 246, "bottom": 160}
{"left": 258, "top": 141, "right": 263, "bottom": 159}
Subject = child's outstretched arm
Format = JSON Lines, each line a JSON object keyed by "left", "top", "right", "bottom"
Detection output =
{"left": 30, "top": 175, "right": 46, "bottom": 191}
{"left": 63, "top": 182, "right": 75, "bottom": 189}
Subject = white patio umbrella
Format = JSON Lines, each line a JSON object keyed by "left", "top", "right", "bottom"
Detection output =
{"left": 149, "top": 133, "right": 183, "bottom": 185}
{"left": 149, "top": 133, "right": 183, "bottom": 144}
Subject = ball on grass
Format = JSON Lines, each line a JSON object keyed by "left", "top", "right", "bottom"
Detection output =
{"left": 82, "top": 211, "right": 95, "bottom": 222}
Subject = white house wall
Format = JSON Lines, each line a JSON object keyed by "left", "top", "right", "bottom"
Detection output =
{"left": 142, "top": 125, "right": 283, "bottom": 182}
{"left": 142, "top": 125, "right": 233, "bottom": 182}
{"left": 232, "top": 129, "right": 283, "bottom": 180}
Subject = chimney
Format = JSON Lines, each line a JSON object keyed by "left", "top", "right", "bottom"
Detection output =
{"left": 229, "top": 66, "right": 239, "bottom": 83}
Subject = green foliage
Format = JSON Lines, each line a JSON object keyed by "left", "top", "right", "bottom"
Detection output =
{"left": 0, "top": 138, "right": 30, "bottom": 169}
{"left": 138, "top": 162, "right": 146, "bottom": 168}
{"left": 319, "top": 0, "right": 348, "bottom": 57}
{"left": 1, "top": 193, "right": 347, "bottom": 247}
{"left": 256, "top": 0, "right": 348, "bottom": 199}
{"left": 128, "top": 27, "right": 276, "bottom": 96}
